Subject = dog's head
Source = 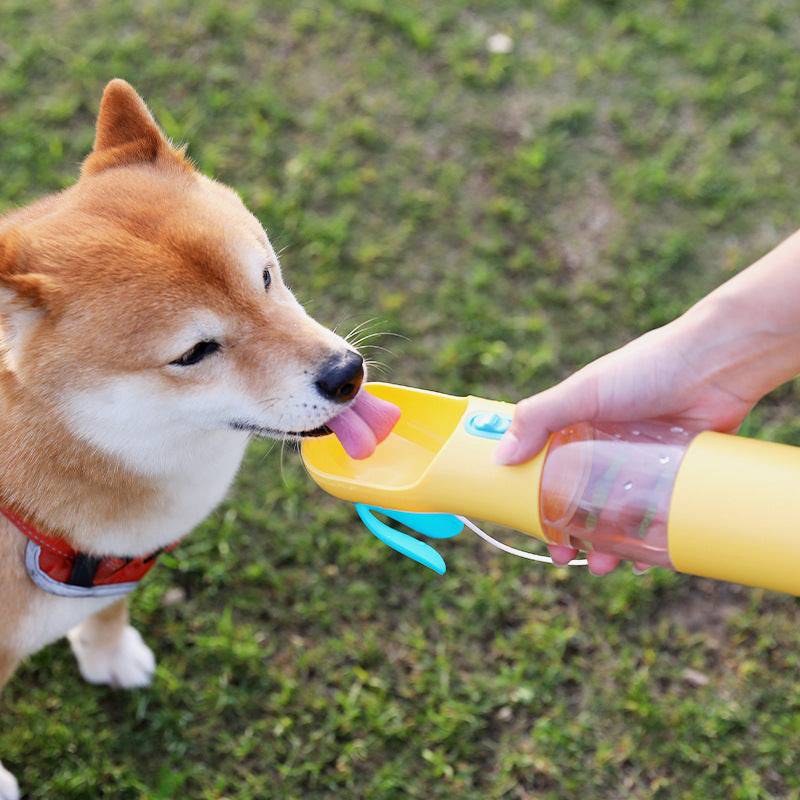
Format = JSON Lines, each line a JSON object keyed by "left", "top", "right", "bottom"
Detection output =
{"left": 0, "top": 80, "right": 363, "bottom": 472}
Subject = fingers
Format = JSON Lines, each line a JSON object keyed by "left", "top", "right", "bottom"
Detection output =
{"left": 587, "top": 551, "right": 620, "bottom": 575}
{"left": 494, "top": 380, "right": 596, "bottom": 466}
{"left": 549, "top": 544, "right": 650, "bottom": 576}
{"left": 547, "top": 543, "right": 578, "bottom": 565}
{"left": 549, "top": 545, "right": 623, "bottom": 575}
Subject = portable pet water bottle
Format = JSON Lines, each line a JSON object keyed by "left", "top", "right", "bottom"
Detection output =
{"left": 302, "top": 383, "right": 800, "bottom": 595}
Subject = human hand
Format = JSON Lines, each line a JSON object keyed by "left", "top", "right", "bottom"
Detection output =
{"left": 494, "top": 306, "right": 759, "bottom": 575}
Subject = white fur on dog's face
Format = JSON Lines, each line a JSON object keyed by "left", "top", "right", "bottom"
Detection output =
{"left": 62, "top": 352, "right": 349, "bottom": 476}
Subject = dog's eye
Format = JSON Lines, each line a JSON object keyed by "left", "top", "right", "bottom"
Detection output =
{"left": 263, "top": 268, "right": 272, "bottom": 291}
{"left": 170, "top": 340, "right": 220, "bottom": 367}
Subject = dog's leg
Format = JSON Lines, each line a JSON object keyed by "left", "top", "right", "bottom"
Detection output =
{"left": 67, "top": 598, "right": 155, "bottom": 689}
{"left": 0, "top": 653, "right": 21, "bottom": 800}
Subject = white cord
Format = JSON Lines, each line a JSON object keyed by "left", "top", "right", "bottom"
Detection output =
{"left": 457, "top": 516, "right": 588, "bottom": 566}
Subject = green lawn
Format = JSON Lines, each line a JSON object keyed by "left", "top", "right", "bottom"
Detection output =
{"left": 2, "top": 1, "right": 800, "bottom": 798}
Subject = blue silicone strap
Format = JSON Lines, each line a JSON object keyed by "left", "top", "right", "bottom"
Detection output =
{"left": 378, "top": 508, "right": 463, "bottom": 539}
{"left": 354, "top": 504, "right": 463, "bottom": 574}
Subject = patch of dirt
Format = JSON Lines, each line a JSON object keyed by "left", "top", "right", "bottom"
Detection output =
{"left": 551, "top": 175, "right": 621, "bottom": 281}
{"left": 657, "top": 578, "right": 747, "bottom": 643}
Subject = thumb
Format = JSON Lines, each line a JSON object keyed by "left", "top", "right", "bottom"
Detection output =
{"left": 493, "top": 379, "right": 596, "bottom": 465}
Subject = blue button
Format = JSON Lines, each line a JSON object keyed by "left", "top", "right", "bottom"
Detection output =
{"left": 465, "top": 412, "right": 512, "bottom": 439}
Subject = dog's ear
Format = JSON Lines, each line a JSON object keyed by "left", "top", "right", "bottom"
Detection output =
{"left": 0, "top": 232, "right": 59, "bottom": 311}
{"left": 0, "top": 232, "right": 60, "bottom": 370}
{"left": 82, "top": 79, "right": 191, "bottom": 176}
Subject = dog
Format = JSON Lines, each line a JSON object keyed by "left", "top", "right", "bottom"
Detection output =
{"left": 0, "top": 79, "right": 367, "bottom": 799}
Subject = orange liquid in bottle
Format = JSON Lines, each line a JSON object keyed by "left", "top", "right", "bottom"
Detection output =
{"left": 539, "top": 421, "right": 696, "bottom": 567}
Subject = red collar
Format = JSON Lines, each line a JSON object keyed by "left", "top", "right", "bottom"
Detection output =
{"left": 0, "top": 506, "right": 175, "bottom": 598}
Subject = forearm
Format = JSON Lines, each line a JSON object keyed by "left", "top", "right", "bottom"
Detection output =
{"left": 675, "top": 229, "right": 800, "bottom": 403}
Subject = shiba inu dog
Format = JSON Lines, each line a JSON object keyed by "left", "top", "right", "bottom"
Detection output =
{"left": 0, "top": 80, "right": 394, "bottom": 799}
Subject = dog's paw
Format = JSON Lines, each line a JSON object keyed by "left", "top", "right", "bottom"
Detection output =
{"left": 0, "top": 762, "right": 20, "bottom": 800}
{"left": 68, "top": 624, "right": 155, "bottom": 689}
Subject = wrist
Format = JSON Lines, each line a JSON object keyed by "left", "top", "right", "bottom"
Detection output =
{"left": 673, "top": 288, "right": 800, "bottom": 402}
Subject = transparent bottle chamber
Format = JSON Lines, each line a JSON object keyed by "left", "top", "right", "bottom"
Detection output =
{"left": 539, "top": 421, "right": 697, "bottom": 568}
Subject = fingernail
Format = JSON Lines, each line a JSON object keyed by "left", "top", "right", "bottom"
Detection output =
{"left": 493, "top": 433, "right": 520, "bottom": 464}
{"left": 632, "top": 565, "right": 651, "bottom": 576}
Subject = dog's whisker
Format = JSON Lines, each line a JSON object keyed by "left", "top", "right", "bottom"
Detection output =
{"left": 357, "top": 344, "right": 395, "bottom": 356}
{"left": 347, "top": 328, "right": 408, "bottom": 348}
{"left": 344, "top": 317, "right": 382, "bottom": 343}
{"left": 255, "top": 437, "right": 279, "bottom": 468}
{"left": 279, "top": 431, "right": 295, "bottom": 488}
{"left": 364, "top": 360, "right": 389, "bottom": 375}
{"left": 348, "top": 331, "right": 403, "bottom": 347}
{"left": 256, "top": 397, "right": 282, "bottom": 412}
{"left": 334, "top": 315, "right": 372, "bottom": 337}
{"left": 349, "top": 317, "right": 387, "bottom": 339}
{"left": 346, "top": 316, "right": 380, "bottom": 335}
{"left": 367, "top": 330, "right": 408, "bottom": 341}
{"left": 348, "top": 332, "right": 389, "bottom": 348}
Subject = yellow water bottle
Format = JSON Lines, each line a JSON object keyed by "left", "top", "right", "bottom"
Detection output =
{"left": 302, "top": 383, "right": 800, "bottom": 594}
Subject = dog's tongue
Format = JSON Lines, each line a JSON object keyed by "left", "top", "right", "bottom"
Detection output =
{"left": 326, "top": 390, "right": 401, "bottom": 460}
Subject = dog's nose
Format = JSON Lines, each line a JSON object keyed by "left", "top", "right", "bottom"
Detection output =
{"left": 315, "top": 351, "right": 364, "bottom": 404}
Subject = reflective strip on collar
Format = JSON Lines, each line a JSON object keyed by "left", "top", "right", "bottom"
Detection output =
{"left": 24, "top": 540, "right": 139, "bottom": 599}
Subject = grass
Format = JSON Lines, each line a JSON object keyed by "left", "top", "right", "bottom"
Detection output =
{"left": 2, "top": 0, "right": 800, "bottom": 797}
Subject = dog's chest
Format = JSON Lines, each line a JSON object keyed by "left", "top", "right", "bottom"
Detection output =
{"left": 11, "top": 435, "right": 248, "bottom": 655}
{"left": 83, "top": 432, "right": 249, "bottom": 556}
{"left": 16, "top": 593, "right": 116, "bottom": 657}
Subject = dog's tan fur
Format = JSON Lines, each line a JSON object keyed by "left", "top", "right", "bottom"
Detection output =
{"left": 0, "top": 80, "right": 358, "bottom": 797}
